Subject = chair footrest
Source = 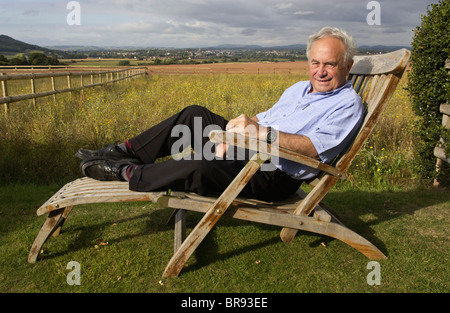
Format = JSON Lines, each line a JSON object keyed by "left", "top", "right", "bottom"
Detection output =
{"left": 36, "top": 177, "right": 166, "bottom": 216}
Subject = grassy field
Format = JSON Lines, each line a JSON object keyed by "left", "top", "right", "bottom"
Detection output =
{"left": 0, "top": 72, "right": 418, "bottom": 186}
{"left": 0, "top": 183, "right": 448, "bottom": 293}
{"left": 0, "top": 72, "right": 448, "bottom": 293}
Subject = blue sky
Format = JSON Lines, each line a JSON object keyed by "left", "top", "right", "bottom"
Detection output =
{"left": 0, "top": 0, "right": 438, "bottom": 48}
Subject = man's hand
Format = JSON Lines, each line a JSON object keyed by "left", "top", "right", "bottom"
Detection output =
{"left": 225, "top": 114, "right": 261, "bottom": 138}
{"left": 215, "top": 114, "right": 263, "bottom": 158}
{"left": 215, "top": 143, "right": 228, "bottom": 158}
{"left": 218, "top": 113, "right": 319, "bottom": 160}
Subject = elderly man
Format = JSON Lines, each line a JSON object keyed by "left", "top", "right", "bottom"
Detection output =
{"left": 77, "top": 27, "right": 363, "bottom": 202}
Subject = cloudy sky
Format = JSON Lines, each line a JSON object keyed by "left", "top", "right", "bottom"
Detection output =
{"left": 0, "top": 0, "right": 438, "bottom": 48}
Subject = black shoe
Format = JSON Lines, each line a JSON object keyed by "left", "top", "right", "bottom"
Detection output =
{"left": 80, "top": 159, "right": 136, "bottom": 181}
{"left": 76, "top": 144, "right": 142, "bottom": 164}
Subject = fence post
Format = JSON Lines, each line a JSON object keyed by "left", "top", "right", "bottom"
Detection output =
{"left": 51, "top": 73, "right": 56, "bottom": 101}
{"left": 1, "top": 73, "right": 8, "bottom": 116}
{"left": 67, "top": 74, "right": 72, "bottom": 90}
{"left": 80, "top": 74, "right": 84, "bottom": 95}
{"left": 30, "top": 77, "right": 36, "bottom": 105}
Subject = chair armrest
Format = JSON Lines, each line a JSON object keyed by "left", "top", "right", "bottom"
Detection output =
{"left": 209, "top": 130, "right": 346, "bottom": 180}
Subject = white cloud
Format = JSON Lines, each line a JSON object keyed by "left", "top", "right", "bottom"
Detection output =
{"left": 276, "top": 3, "right": 293, "bottom": 10}
{"left": 293, "top": 11, "right": 314, "bottom": 15}
{"left": 0, "top": 0, "right": 439, "bottom": 48}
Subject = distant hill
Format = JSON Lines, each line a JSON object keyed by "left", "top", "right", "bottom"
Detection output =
{"left": 0, "top": 34, "right": 410, "bottom": 58}
{"left": 0, "top": 35, "right": 57, "bottom": 56}
{"left": 44, "top": 42, "right": 410, "bottom": 53}
{"left": 205, "top": 44, "right": 266, "bottom": 50}
{"left": 208, "top": 44, "right": 307, "bottom": 50}
{"left": 358, "top": 45, "right": 411, "bottom": 52}
{"left": 197, "top": 43, "right": 409, "bottom": 52}
{"left": 45, "top": 45, "right": 107, "bottom": 52}
{"left": 204, "top": 43, "right": 409, "bottom": 52}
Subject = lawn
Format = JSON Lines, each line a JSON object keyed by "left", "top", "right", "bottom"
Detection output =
{"left": 0, "top": 183, "right": 448, "bottom": 293}
{"left": 0, "top": 72, "right": 448, "bottom": 294}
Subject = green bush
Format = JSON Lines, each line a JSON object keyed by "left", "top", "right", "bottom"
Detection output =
{"left": 406, "top": 0, "right": 450, "bottom": 185}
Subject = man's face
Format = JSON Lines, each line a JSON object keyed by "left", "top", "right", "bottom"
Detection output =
{"left": 308, "top": 37, "right": 353, "bottom": 93}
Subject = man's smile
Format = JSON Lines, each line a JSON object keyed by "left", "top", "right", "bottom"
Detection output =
{"left": 315, "top": 77, "right": 333, "bottom": 83}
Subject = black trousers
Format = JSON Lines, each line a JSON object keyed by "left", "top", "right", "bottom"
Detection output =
{"left": 128, "top": 105, "right": 302, "bottom": 202}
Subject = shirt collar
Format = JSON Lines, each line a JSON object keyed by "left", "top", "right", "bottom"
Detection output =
{"left": 306, "top": 80, "right": 352, "bottom": 96}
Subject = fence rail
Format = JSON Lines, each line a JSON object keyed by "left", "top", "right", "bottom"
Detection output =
{"left": 0, "top": 65, "right": 71, "bottom": 71}
{"left": 147, "top": 67, "right": 300, "bottom": 75}
{"left": 145, "top": 61, "right": 309, "bottom": 76}
{"left": 1, "top": 67, "right": 146, "bottom": 113}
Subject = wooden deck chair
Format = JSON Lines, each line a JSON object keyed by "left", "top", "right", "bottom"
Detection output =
{"left": 28, "top": 49, "right": 411, "bottom": 278}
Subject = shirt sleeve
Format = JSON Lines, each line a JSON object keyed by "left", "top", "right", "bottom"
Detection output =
{"left": 306, "top": 97, "right": 364, "bottom": 164}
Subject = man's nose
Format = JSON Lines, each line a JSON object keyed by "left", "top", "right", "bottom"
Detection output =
{"left": 317, "top": 66, "right": 327, "bottom": 77}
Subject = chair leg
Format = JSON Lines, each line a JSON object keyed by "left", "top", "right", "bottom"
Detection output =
{"left": 281, "top": 207, "right": 386, "bottom": 259}
{"left": 173, "top": 209, "right": 186, "bottom": 254}
{"left": 321, "top": 220, "right": 387, "bottom": 260}
{"left": 280, "top": 175, "right": 337, "bottom": 243}
{"left": 28, "top": 206, "right": 73, "bottom": 263}
{"left": 51, "top": 206, "right": 73, "bottom": 237}
{"left": 162, "top": 153, "right": 268, "bottom": 277}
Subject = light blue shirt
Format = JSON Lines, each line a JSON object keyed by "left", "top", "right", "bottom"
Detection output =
{"left": 256, "top": 80, "right": 364, "bottom": 180}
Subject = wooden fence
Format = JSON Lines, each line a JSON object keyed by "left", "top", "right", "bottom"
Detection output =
{"left": 147, "top": 67, "right": 298, "bottom": 75}
{"left": 1, "top": 67, "right": 146, "bottom": 113}
{"left": 433, "top": 59, "right": 450, "bottom": 186}
{"left": 146, "top": 61, "right": 309, "bottom": 76}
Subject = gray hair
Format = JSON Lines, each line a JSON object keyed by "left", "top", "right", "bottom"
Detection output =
{"left": 306, "top": 27, "right": 357, "bottom": 66}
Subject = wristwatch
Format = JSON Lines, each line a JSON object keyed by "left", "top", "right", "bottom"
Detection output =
{"left": 266, "top": 126, "right": 277, "bottom": 144}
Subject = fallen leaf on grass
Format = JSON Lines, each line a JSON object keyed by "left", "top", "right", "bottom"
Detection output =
{"left": 94, "top": 239, "right": 109, "bottom": 248}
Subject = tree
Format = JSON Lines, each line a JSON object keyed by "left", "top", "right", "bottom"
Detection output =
{"left": 29, "top": 52, "right": 49, "bottom": 65}
{"left": 28, "top": 52, "right": 60, "bottom": 65}
{"left": 0, "top": 55, "right": 8, "bottom": 65}
{"left": 406, "top": 0, "right": 449, "bottom": 185}
{"left": 9, "top": 54, "right": 28, "bottom": 65}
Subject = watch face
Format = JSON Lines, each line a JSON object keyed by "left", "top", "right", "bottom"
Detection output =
{"left": 267, "top": 130, "right": 277, "bottom": 143}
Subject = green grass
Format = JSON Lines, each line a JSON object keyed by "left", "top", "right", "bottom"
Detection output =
{"left": 0, "top": 183, "right": 448, "bottom": 293}
{"left": 0, "top": 74, "right": 302, "bottom": 184}
{"left": 0, "top": 72, "right": 448, "bottom": 293}
{"left": 0, "top": 73, "right": 418, "bottom": 186}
